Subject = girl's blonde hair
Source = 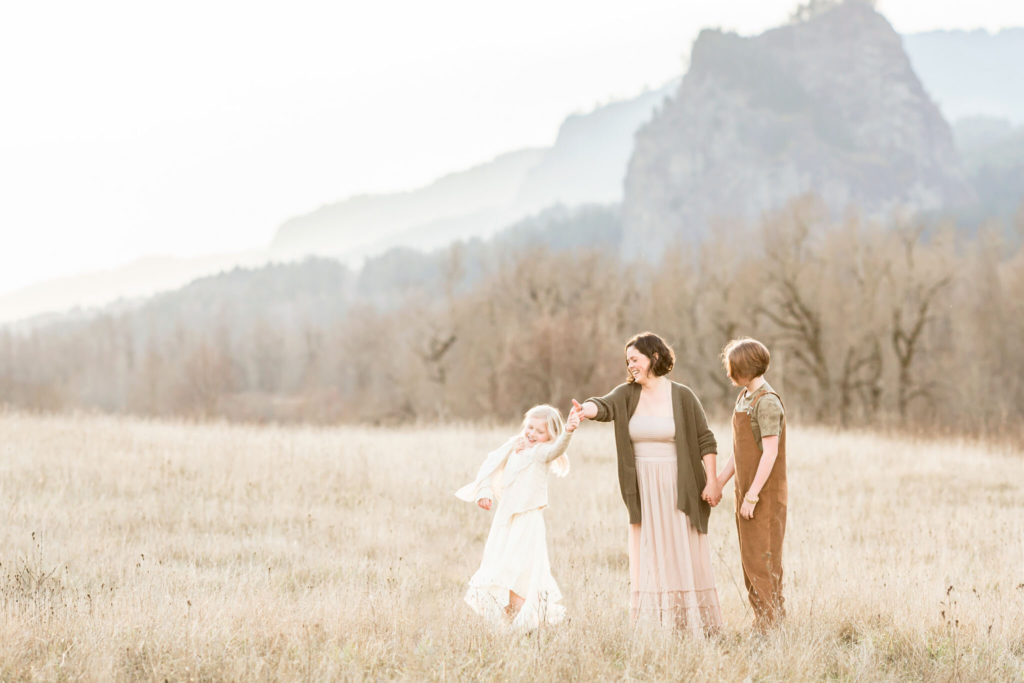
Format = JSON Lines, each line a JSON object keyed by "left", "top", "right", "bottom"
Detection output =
{"left": 522, "top": 404, "right": 570, "bottom": 477}
{"left": 522, "top": 404, "right": 564, "bottom": 439}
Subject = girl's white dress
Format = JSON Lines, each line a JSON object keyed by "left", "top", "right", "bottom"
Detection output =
{"left": 455, "top": 430, "right": 572, "bottom": 630}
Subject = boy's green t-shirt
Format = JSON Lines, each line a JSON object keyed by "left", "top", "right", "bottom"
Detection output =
{"left": 735, "top": 381, "right": 784, "bottom": 452}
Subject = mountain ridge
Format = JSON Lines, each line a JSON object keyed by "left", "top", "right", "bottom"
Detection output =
{"left": 3, "top": 18, "right": 1023, "bottom": 324}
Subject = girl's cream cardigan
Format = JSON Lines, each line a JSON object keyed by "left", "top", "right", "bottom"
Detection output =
{"left": 455, "top": 430, "right": 572, "bottom": 523}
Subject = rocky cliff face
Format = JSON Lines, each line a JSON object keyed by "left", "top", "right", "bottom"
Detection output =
{"left": 622, "top": 1, "right": 974, "bottom": 256}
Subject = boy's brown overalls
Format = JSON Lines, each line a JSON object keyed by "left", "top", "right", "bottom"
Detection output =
{"left": 732, "top": 389, "right": 787, "bottom": 630}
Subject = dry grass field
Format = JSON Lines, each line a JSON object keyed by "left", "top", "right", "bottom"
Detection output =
{"left": 1, "top": 409, "right": 1023, "bottom": 681}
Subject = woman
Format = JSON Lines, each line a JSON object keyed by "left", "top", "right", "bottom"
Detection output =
{"left": 573, "top": 332, "right": 722, "bottom": 634}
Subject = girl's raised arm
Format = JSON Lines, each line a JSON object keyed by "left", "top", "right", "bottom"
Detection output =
{"left": 534, "top": 428, "right": 574, "bottom": 464}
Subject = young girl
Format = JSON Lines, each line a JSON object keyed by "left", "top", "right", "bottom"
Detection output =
{"left": 716, "top": 337, "right": 788, "bottom": 631}
{"left": 455, "top": 404, "right": 579, "bottom": 630}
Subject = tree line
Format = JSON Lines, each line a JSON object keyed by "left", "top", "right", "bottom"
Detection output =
{"left": 2, "top": 196, "right": 1023, "bottom": 436}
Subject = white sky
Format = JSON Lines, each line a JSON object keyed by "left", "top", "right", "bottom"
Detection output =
{"left": 1, "top": 0, "right": 1022, "bottom": 295}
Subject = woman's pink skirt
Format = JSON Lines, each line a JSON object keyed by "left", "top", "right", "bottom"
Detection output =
{"left": 629, "top": 450, "right": 722, "bottom": 634}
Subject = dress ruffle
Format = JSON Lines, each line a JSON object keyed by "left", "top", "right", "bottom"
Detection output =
{"left": 464, "top": 508, "right": 565, "bottom": 631}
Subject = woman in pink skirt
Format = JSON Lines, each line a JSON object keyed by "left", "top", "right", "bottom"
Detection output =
{"left": 574, "top": 332, "right": 723, "bottom": 634}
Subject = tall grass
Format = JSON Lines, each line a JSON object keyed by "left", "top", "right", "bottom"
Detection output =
{"left": 1, "top": 410, "right": 1022, "bottom": 680}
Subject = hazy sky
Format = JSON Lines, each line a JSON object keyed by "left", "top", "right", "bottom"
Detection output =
{"left": 2, "top": 0, "right": 1022, "bottom": 295}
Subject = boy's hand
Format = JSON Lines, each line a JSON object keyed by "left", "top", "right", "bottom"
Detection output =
{"left": 477, "top": 498, "right": 492, "bottom": 510}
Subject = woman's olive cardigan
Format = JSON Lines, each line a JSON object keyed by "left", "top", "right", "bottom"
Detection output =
{"left": 586, "top": 381, "right": 718, "bottom": 533}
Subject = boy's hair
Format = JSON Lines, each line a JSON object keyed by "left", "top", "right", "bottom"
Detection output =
{"left": 523, "top": 404, "right": 564, "bottom": 438}
{"left": 624, "top": 331, "right": 675, "bottom": 382}
{"left": 722, "top": 337, "right": 771, "bottom": 382}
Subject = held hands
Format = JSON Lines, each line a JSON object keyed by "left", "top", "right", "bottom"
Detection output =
{"left": 566, "top": 399, "right": 586, "bottom": 431}
{"left": 565, "top": 406, "right": 581, "bottom": 432}
{"left": 701, "top": 478, "right": 722, "bottom": 507}
{"left": 477, "top": 498, "right": 492, "bottom": 510}
{"left": 571, "top": 399, "right": 586, "bottom": 421}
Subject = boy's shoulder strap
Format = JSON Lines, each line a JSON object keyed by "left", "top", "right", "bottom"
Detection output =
{"left": 751, "top": 390, "right": 785, "bottom": 413}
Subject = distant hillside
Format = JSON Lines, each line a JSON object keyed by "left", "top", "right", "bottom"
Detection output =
{"left": 268, "top": 85, "right": 672, "bottom": 259}
{"left": 269, "top": 149, "right": 545, "bottom": 258}
{"left": 512, "top": 82, "right": 676, "bottom": 212}
{"left": 951, "top": 116, "right": 1024, "bottom": 225}
{"left": 0, "top": 250, "right": 271, "bottom": 326}
{"left": 622, "top": 1, "right": 974, "bottom": 255}
{"left": 903, "top": 28, "right": 1024, "bottom": 124}
{"left": 9, "top": 204, "right": 619, "bottom": 337}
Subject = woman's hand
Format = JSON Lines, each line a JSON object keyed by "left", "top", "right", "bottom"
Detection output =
{"left": 512, "top": 435, "right": 528, "bottom": 452}
{"left": 701, "top": 479, "right": 722, "bottom": 507}
{"left": 739, "top": 495, "right": 757, "bottom": 519}
{"left": 477, "top": 498, "right": 492, "bottom": 510}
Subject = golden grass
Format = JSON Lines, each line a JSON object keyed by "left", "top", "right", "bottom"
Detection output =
{"left": 1, "top": 410, "right": 1023, "bottom": 681}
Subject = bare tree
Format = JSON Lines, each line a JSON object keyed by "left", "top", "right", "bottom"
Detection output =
{"left": 757, "top": 196, "right": 834, "bottom": 419}
{"left": 885, "top": 222, "right": 953, "bottom": 422}
{"left": 825, "top": 216, "right": 889, "bottom": 425}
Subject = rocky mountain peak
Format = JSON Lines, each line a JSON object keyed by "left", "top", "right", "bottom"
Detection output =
{"left": 622, "top": 0, "right": 974, "bottom": 257}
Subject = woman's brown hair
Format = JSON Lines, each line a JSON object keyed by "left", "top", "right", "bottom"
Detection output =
{"left": 624, "top": 332, "right": 675, "bottom": 382}
{"left": 721, "top": 337, "right": 770, "bottom": 382}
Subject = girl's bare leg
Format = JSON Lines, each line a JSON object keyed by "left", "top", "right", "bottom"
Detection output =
{"left": 505, "top": 591, "right": 525, "bottom": 619}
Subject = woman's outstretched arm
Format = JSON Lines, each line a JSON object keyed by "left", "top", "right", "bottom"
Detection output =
{"left": 573, "top": 382, "right": 629, "bottom": 422}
